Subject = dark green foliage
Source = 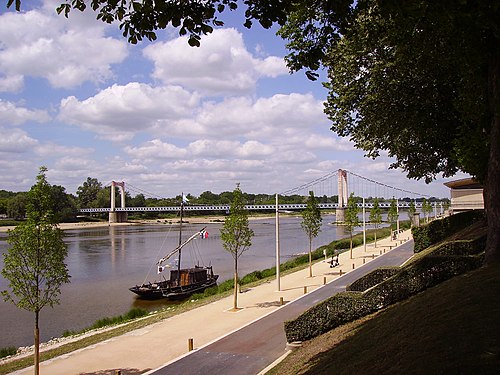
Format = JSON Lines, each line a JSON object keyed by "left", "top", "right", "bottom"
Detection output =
{"left": 0, "top": 346, "right": 17, "bottom": 359}
{"left": 412, "top": 211, "right": 485, "bottom": 252}
{"left": 346, "top": 267, "right": 400, "bottom": 293}
{"left": 284, "top": 235, "right": 486, "bottom": 343}
{"left": 285, "top": 292, "right": 378, "bottom": 342}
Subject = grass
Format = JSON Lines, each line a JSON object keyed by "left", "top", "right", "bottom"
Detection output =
{"left": 267, "top": 264, "right": 499, "bottom": 374}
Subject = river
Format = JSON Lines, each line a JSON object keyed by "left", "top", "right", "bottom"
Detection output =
{"left": 0, "top": 214, "right": 373, "bottom": 348}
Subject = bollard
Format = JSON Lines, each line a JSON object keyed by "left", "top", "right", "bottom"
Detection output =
{"left": 380, "top": 250, "right": 382, "bottom": 255}
{"left": 323, "top": 276, "right": 326, "bottom": 285}
{"left": 280, "top": 296, "right": 284, "bottom": 306}
{"left": 188, "top": 338, "right": 194, "bottom": 351}
{"left": 372, "top": 254, "right": 375, "bottom": 259}
{"left": 352, "top": 263, "right": 355, "bottom": 269}
{"left": 363, "top": 258, "right": 366, "bottom": 264}
{"left": 303, "top": 286, "right": 307, "bottom": 294}
{"left": 383, "top": 249, "right": 386, "bottom": 253}
{"left": 339, "top": 269, "right": 343, "bottom": 276}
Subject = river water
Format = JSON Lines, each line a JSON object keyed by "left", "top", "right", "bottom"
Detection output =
{"left": 0, "top": 215, "right": 368, "bottom": 348}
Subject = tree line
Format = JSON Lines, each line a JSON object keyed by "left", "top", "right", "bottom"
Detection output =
{"left": 0, "top": 176, "right": 447, "bottom": 223}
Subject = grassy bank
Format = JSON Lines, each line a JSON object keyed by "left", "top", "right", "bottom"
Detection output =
{"left": 267, "top": 260, "right": 499, "bottom": 373}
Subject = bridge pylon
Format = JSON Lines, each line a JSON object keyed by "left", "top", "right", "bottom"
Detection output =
{"left": 336, "top": 169, "right": 348, "bottom": 223}
{"left": 109, "top": 181, "right": 128, "bottom": 223}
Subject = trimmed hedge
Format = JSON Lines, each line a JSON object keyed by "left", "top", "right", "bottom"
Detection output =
{"left": 412, "top": 210, "right": 484, "bottom": 253}
{"left": 346, "top": 267, "right": 400, "bottom": 292}
{"left": 284, "top": 292, "right": 378, "bottom": 342}
{"left": 284, "top": 235, "right": 485, "bottom": 343}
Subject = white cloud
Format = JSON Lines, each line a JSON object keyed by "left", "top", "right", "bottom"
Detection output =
{"left": 143, "top": 28, "right": 287, "bottom": 95}
{"left": 0, "top": 100, "right": 51, "bottom": 126}
{"left": 0, "top": 3, "right": 128, "bottom": 91}
{"left": 59, "top": 83, "right": 200, "bottom": 141}
{"left": 0, "top": 127, "right": 39, "bottom": 152}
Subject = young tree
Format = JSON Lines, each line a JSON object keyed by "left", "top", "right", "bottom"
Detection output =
{"left": 1, "top": 167, "right": 70, "bottom": 375}
{"left": 388, "top": 198, "right": 399, "bottom": 234}
{"left": 344, "top": 193, "right": 360, "bottom": 259}
{"left": 220, "top": 184, "right": 254, "bottom": 310}
{"left": 422, "top": 198, "right": 433, "bottom": 223}
{"left": 76, "top": 177, "right": 103, "bottom": 208}
{"left": 408, "top": 200, "right": 417, "bottom": 226}
{"left": 301, "top": 191, "right": 322, "bottom": 277}
{"left": 369, "top": 198, "right": 382, "bottom": 247}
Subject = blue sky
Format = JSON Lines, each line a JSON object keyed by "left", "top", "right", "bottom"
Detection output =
{"left": 0, "top": 1, "right": 459, "bottom": 199}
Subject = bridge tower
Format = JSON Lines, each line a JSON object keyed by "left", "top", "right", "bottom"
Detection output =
{"left": 109, "top": 181, "right": 128, "bottom": 223}
{"left": 336, "top": 169, "right": 348, "bottom": 222}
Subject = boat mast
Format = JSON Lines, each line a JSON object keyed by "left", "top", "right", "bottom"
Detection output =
{"left": 177, "top": 193, "right": 184, "bottom": 285}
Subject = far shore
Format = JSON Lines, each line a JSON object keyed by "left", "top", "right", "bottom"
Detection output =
{"left": 0, "top": 213, "right": 290, "bottom": 233}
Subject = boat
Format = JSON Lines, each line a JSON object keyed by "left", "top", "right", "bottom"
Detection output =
{"left": 129, "top": 198, "right": 219, "bottom": 300}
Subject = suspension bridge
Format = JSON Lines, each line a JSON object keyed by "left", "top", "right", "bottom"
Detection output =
{"left": 78, "top": 169, "right": 444, "bottom": 223}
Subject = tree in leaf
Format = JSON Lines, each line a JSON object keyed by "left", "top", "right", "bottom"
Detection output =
{"left": 387, "top": 198, "right": 399, "bottom": 233}
{"left": 1, "top": 167, "right": 70, "bottom": 375}
{"left": 422, "top": 198, "right": 433, "bottom": 223}
{"left": 369, "top": 198, "right": 382, "bottom": 248}
{"left": 300, "top": 191, "right": 322, "bottom": 278}
{"left": 344, "top": 193, "right": 359, "bottom": 259}
{"left": 76, "top": 177, "right": 102, "bottom": 208}
{"left": 408, "top": 200, "right": 417, "bottom": 226}
{"left": 220, "top": 184, "right": 254, "bottom": 310}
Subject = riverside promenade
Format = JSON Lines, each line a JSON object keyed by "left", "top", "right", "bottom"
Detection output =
{"left": 10, "top": 230, "right": 413, "bottom": 375}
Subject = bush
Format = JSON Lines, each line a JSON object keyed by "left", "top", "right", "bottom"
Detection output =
{"left": 0, "top": 346, "right": 17, "bottom": 359}
{"left": 347, "top": 267, "right": 400, "bottom": 292}
{"left": 412, "top": 211, "right": 484, "bottom": 252}
{"left": 284, "top": 235, "right": 486, "bottom": 343}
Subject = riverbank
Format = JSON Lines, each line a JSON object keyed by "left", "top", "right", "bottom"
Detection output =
{"left": 0, "top": 213, "right": 287, "bottom": 233}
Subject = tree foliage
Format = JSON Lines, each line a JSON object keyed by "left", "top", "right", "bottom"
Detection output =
{"left": 1, "top": 167, "right": 70, "bottom": 375}
{"left": 220, "top": 184, "right": 254, "bottom": 310}
{"left": 388, "top": 198, "right": 399, "bottom": 230}
{"left": 369, "top": 198, "right": 382, "bottom": 247}
{"left": 344, "top": 192, "right": 359, "bottom": 259}
{"left": 301, "top": 191, "right": 322, "bottom": 277}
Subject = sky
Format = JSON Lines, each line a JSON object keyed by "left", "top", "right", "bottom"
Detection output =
{"left": 0, "top": 0, "right": 461, "bottom": 200}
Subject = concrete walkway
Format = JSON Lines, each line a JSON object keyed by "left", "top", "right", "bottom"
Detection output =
{"left": 10, "top": 230, "right": 413, "bottom": 375}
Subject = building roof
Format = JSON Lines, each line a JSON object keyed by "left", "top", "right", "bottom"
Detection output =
{"left": 443, "top": 177, "right": 483, "bottom": 189}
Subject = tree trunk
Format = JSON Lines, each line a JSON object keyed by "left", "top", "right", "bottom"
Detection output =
{"left": 374, "top": 225, "right": 377, "bottom": 248}
{"left": 349, "top": 231, "right": 353, "bottom": 259}
{"left": 34, "top": 310, "right": 40, "bottom": 375}
{"left": 233, "top": 256, "right": 238, "bottom": 310}
{"left": 485, "top": 54, "right": 500, "bottom": 265}
{"left": 308, "top": 237, "right": 313, "bottom": 277}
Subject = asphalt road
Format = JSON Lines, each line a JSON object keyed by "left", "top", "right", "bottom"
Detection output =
{"left": 151, "top": 240, "right": 415, "bottom": 375}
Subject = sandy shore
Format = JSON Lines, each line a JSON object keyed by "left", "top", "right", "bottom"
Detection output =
{"left": 0, "top": 214, "right": 281, "bottom": 233}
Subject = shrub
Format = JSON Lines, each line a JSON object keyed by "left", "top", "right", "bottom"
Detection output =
{"left": 0, "top": 346, "right": 17, "bottom": 359}
{"left": 412, "top": 210, "right": 484, "bottom": 252}
{"left": 284, "top": 235, "right": 485, "bottom": 343}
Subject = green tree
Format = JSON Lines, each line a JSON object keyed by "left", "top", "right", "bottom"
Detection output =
{"left": 301, "top": 191, "right": 322, "bottom": 278}
{"left": 388, "top": 198, "right": 399, "bottom": 231}
{"left": 220, "top": 184, "right": 254, "bottom": 310}
{"left": 422, "top": 198, "right": 433, "bottom": 223}
{"left": 369, "top": 198, "right": 382, "bottom": 248}
{"left": 408, "top": 201, "right": 417, "bottom": 226}
{"left": 6, "top": 193, "right": 27, "bottom": 220}
{"left": 76, "top": 177, "right": 102, "bottom": 208}
{"left": 345, "top": 193, "right": 359, "bottom": 259}
{"left": 1, "top": 167, "right": 70, "bottom": 375}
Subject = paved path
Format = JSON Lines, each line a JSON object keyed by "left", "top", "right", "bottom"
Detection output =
{"left": 9, "top": 231, "right": 413, "bottom": 375}
{"left": 149, "top": 239, "right": 415, "bottom": 375}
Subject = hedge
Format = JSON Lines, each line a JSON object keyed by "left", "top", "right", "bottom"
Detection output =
{"left": 412, "top": 210, "right": 484, "bottom": 253}
{"left": 346, "top": 267, "right": 400, "bottom": 292}
{"left": 284, "top": 235, "right": 485, "bottom": 343}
